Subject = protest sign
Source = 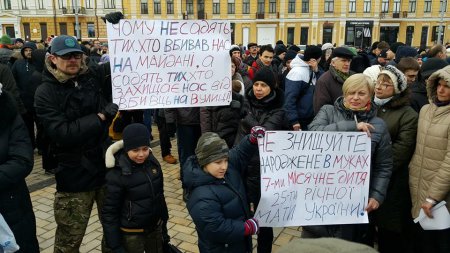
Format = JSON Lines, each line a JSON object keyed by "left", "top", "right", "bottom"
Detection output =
{"left": 106, "top": 20, "right": 232, "bottom": 109}
{"left": 254, "top": 131, "right": 371, "bottom": 227}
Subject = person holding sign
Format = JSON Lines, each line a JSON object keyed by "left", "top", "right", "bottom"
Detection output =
{"left": 307, "top": 73, "right": 393, "bottom": 246}
{"left": 409, "top": 65, "right": 450, "bottom": 253}
{"left": 235, "top": 67, "right": 287, "bottom": 253}
{"left": 184, "top": 127, "right": 265, "bottom": 253}
{"left": 364, "top": 65, "right": 418, "bottom": 253}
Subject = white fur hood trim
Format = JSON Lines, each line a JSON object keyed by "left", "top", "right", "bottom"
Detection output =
{"left": 105, "top": 140, "right": 123, "bottom": 168}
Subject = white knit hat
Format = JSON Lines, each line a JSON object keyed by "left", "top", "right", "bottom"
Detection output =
{"left": 363, "top": 65, "right": 382, "bottom": 87}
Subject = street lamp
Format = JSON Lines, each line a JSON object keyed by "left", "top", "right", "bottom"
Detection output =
{"left": 73, "top": 0, "right": 81, "bottom": 40}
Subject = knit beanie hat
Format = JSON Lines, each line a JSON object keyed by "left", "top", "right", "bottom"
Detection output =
{"left": 253, "top": 67, "right": 276, "bottom": 90}
{"left": 303, "top": 46, "right": 322, "bottom": 61}
{"left": 122, "top": 123, "right": 151, "bottom": 152}
{"left": 284, "top": 50, "right": 298, "bottom": 63}
{"left": 363, "top": 65, "right": 382, "bottom": 87}
{"left": 421, "top": 58, "right": 449, "bottom": 79}
{"left": 380, "top": 65, "right": 408, "bottom": 94}
{"left": 275, "top": 44, "right": 287, "bottom": 55}
{"left": 195, "top": 132, "right": 229, "bottom": 167}
{"left": 288, "top": 45, "right": 300, "bottom": 53}
{"left": 321, "top": 43, "right": 333, "bottom": 51}
{"left": 0, "top": 35, "right": 12, "bottom": 45}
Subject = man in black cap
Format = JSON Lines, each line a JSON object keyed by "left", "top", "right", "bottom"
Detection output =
{"left": 285, "top": 45, "right": 323, "bottom": 130}
{"left": 34, "top": 34, "right": 118, "bottom": 252}
{"left": 313, "top": 47, "right": 355, "bottom": 114}
{"left": 244, "top": 42, "right": 259, "bottom": 66}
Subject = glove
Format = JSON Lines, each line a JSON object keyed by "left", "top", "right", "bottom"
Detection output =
{"left": 249, "top": 126, "right": 266, "bottom": 144}
{"left": 102, "top": 12, "right": 124, "bottom": 24}
{"left": 166, "top": 123, "right": 176, "bottom": 138}
{"left": 244, "top": 218, "right": 259, "bottom": 236}
{"left": 101, "top": 103, "right": 119, "bottom": 121}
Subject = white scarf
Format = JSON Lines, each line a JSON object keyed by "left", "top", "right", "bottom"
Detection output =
{"left": 374, "top": 96, "right": 393, "bottom": 106}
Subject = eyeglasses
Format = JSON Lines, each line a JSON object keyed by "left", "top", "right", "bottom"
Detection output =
{"left": 375, "top": 81, "right": 394, "bottom": 89}
{"left": 57, "top": 53, "right": 83, "bottom": 60}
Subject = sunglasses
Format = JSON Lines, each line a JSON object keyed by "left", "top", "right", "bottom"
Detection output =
{"left": 57, "top": 52, "right": 83, "bottom": 60}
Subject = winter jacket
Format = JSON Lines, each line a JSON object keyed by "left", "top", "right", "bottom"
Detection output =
{"left": 409, "top": 80, "right": 428, "bottom": 113}
{"left": 164, "top": 107, "right": 200, "bottom": 126}
{"left": 409, "top": 67, "right": 450, "bottom": 218}
{"left": 284, "top": 56, "right": 323, "bottom": 128}
{"left": 102, "top": 141, "right": 169, "bottom": 252}
{"left": 184, "top": 136, "right": 257, "bottom": 253}
{"left": 0, "top": 91, "right": 39, "bottom": 252}
{"left": 11, "top": 43, "right": 38, "bottom": 112}
{"left": 0, "top": 63, "right": 26, "bottom": 114}
{"left": 200, "top": 92, "right": 245, "bottom": 148}
{"left": 313, "top": 66, "right": 355, "bottom": 114}
{"left": 34, "top": 58, "right": 112, "bottom": 192}
{"left": 235, "top": 86, "right": 287, "bottom": 204}
{"left": 0, "top": 47, "right": 12, "bottom": 66}
{"left": 305, "top": 97, "right": 393, "bottom": 241}
{"left": 374, "top": 91, "right": 418, "bottom": 232}
{"left": 247, "top": 59, "right": 278, "bottom": 83}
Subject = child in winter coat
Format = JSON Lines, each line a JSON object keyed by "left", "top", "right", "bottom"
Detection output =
{"left": 102, "top": 123, "right": 168, "bottom": 253}
{"left": 183, "top": 127, "right": 265, "bottom": 253}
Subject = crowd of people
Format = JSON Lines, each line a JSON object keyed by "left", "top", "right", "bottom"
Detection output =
{"left": 1, "top": 12, "right": 450, "bottom": 253}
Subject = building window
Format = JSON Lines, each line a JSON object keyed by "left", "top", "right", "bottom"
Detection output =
{"left": 269, "top": 0, "right": 276, "bottom": 13}
{"left": 432, "top": 26, "right": 445, "bottom": 43}
{"left": 323, "top": 26, "right": 333, "bottom": 43}
{"left": 258, "top": 0, "right": 265, "bottom": 13}
{"left": 59, "top": 22, "right": 67, "bottom": 35}
{"left": 37, "top": 0, "right": 45, "bottom": 9}
{"left": 393, "top": 0, "right": 401, "bottom": 12}
{"left": 58, "top": 0, "right": 65, "bottom": 8}
{"left": 381, "top": 0, "right": 389, "bottom": 13}
{"left": 167, "top": 0, "right": 174, "bottom": 14}
{"left": 424, "top": 0, "right": 431, "bottom": 12}
{"left": 288, "top": 0, "right": 295, "bottom": 13}
{"left": 154, "top": 0, "right": 161, "bottom": 14}
{"left": 87, "top": 23, "right": 95, "bottom": 38}
{"left": 213, "top": 0, "right": 220, "bottom": 14}
{"left": 364, "top": 0, "right": 371, "bottom": 12}
{"left": 21, "top": 0, "right": 27, "bottom": 9}
{"left": 186, "top": 0, "right": 194, "bottom": 14}
{"left": 440, "top": 0, "right": 447, "bottom": 12}
{"left": 300, "top": 27, "right": 309, "bottom": 45}
{"left": 346, "top": 27, "right": 355, "bottom": 45}
{"left": 3, "top": 0, "right": 11, "bottom": 9}
{"left": 228, "top": 0, "right": 235, "bottom": 14}
{"left": 406, "top": 26, "right": 414, "bottom": 45}
{"left": 141, "top": 0, "right": 148, "bottom": 14}
{"left": 420, "top": 26, "right": 428, "bottom": 48}
{"left": 104, "top": 0, "right": 115, "bottom": 9}
{"left": 287, "top": 27, "right": 295, "bottom": 45}
{"left": 302, "top": 0, "right": 309, "bottom": 12}
{"left": 243, "top": 0, "right": 250, "bottom": 13}
{"left": 324, "top": 0, "right": 334, "bottom": 12}
{"left": 408, "top": 0, "right": 416, "bottom": 12}
{"left": 85, "top": 0, "right": 92, "bottom": 8}
{"left": 349, "top": 0, "right": 356, "bottom": 12}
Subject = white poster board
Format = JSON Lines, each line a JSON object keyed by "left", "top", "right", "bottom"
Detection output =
{"left": 254, "top": 131, "right": 372, "bottom": 227}
{"left": 106, "top": 20, "right": 232, "bottom": 109}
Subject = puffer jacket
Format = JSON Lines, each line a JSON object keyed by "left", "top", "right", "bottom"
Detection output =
{"left": 184, "top": 136, "right": 257, "bottom": 253}
{"left": 374, "top": 90, "right": 418, "bottom": 232}
{"left": 34, "top": 58, "right": 112, "bottom": 192}
{"left": 409, "top": 66, "right": 450, "bottom": 218}
{"left": 0, "top": 91, "right": 39, "bottom": 252}
{"left": 102, "top": 141, "right": 169, "bottom": 252}
{"left": 235, "top": 86, "right": 287, "bottom": 204}
{"left": 285, "top": 56, "right": 323, "bottom": 128}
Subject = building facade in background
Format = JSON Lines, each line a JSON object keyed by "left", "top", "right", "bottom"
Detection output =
{"left": 0, "top": 0, "right": 448, "bottom": 48}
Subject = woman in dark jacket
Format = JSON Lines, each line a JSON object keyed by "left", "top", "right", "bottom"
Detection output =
{"left": 235, "top": 67, "right": 287, "bottom": 253}
{"left": 306, "top": 73, "right": 393, "bottom": 246}
{"left": 184, "top": 130, "right": 263, "bottom": 253}
{"left": 366, "top": 65, "right": 418, "bottom": 253}
{"left": 102, "top": 123, "right": 168, "bottom": 253}
{"left": 0, "top": 88, "right": 39, "bottom": 252}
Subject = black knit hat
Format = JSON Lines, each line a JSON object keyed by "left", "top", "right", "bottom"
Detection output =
{"left": 284, "top": 50, "right": 298, "bottom": 63}
{"left": 303, "top": 46, "right": 322, "bottom": 61}
{"left": 275, "top": 44, "right": 287, "bottom": 55}
{"left": 195, "top": 132, "right": 229, "bottom": 167}
{"left": 122, "top": 123, "right": 151, "bottom": 152}
{"left": 421, "top": 58, "right": 449, "bottom": 79}
{"left": 288, "top": 45, "right": 300, "bottom": 53}
{"left": 253, "top": 67, "right": 276, "bottom": 90}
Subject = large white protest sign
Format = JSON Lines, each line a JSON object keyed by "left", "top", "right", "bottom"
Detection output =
{"left": 254, "top": 131, "right": 371, "bottom": 227}
{"left": 106, "top": 20, "right": 232, "bottom": 109}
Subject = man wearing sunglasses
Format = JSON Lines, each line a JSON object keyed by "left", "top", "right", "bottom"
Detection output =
{"left": 34, "top": 35, "right": 118, "bottom": 252}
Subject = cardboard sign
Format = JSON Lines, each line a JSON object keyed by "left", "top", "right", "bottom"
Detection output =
{"left": 255, "top": 131, "right": 371, "bottom": 227}
{"left": 106, "top": 20, "right": 232, "bottom": 109}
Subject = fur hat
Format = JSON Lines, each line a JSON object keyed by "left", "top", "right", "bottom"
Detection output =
{"left": 380, "top": 65, "right": 408, "bottom": 94}
{"left": 195, "top": 132, "right": 229, "bottom": 167}
{"left": 253, "top": 67, "right": 276, "bottom": 90}
{"left": 303, "top": 46, "right": 322, "bottom": 61}
{"left": 122, "top": 123, "right": 151, "bottom": 152}
{"left": 426, "top": 65, "right": 450, "bottom": 101}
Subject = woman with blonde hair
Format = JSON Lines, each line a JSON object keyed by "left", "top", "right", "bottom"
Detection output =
{"left": 305, "top": 73, "right": 393, "bottom": 247}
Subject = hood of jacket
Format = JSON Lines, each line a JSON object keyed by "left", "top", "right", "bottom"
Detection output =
{"left": 426, "top": 65, "right": 450, "bottom": 102}
{"left": 0, "top": 90, "right": 18, "bottom": 132}
{"left": 43, "top": 55, "right": 88, "bottom": 83}
{"left": 286, "top": 56, "right": 310, "bottom": 81}
{"left": 105, "top": 140, "right": 155, "bottom": 175}
{"left": 183, "top": 156, "right": 225, "bottom": 190}
{"left": 20, "top": 42, "right": 37, "bottom": 59}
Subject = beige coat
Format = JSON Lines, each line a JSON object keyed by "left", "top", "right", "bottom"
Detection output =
{"left": 409, "top": 66, "right": 450, "bottom": 218}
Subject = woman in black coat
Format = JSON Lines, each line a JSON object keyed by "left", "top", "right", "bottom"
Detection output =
{"left": 0, "top": 88, "right": 39, "bottom": 252}
{"left": 235, "top": 67, "right": 287, "bottom": 253}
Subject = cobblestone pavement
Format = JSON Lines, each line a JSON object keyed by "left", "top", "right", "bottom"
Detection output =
{"left": 26, "top": 127, "right": 302, "bottom": 252}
